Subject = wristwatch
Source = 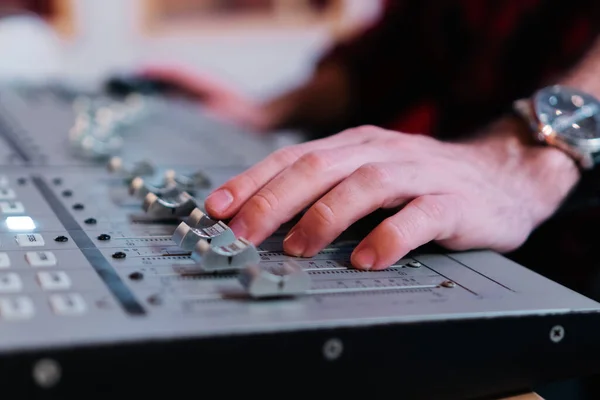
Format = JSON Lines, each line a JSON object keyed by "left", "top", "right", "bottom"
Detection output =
{"left": 513, "top": 85, "right": 600, "bottom": 170}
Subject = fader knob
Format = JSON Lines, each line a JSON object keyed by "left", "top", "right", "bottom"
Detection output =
{"left": 171, "top": 171, "right": 212, "bottom": 191}
{"left": 172, "top": 211, "right": 235, "bottom": 250}
{"left": 190, "top": 237, "right": 260, "bottom": 273}
{"left": 187, "top": 208, "right": 225, "bottom": 230}
{"left": 143, "top": 192, "right": 198, "bottom": 218}
{"left": 107, "top": 157, "right": 155, "bottom": 182}
{"left": 162, "top": 170, "right": 211, "bottom": 195}
{"left": 129, "top": 176, "right": 180, "bottom": 199}
{"left": 239, "top": 261, "right": 311, "bottom": 298}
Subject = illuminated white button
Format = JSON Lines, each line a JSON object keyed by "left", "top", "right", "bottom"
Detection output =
{"left": 25, "top": 251, "right": 56, "bottom": 267}
{"left": 49, "top": 293, "right": 86, "bottom": 315}
{"left": 0, "top": 188, "right": 15, "bottom": 200}
{"left": 6, "top": 216, "right": 35, "bottom": 231}
{"left": 0, "top": 273, "right": 21, "bottom": 292}
{"left": 37, "top": 271, "right": 71, "bottom": 290}
{"left": 0, "top": 296, "right": 34, "bottom": 319}
{"left": 0, "top": 201, "right": 24, "bottom": 214}
{"left": 16, "top": 233, "right": 44, "bottom": 247}
{"left": 0, "top": 253, "right": 10, "bottom": 268}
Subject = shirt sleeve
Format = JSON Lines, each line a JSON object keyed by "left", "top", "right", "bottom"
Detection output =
{"left": 315, "top": 0, "right": 437, "bottom": 129}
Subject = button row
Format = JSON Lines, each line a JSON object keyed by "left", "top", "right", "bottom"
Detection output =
{"left": 0, "top": 271, "right": 71, "bottom": 292}
{"left": 15, "top": 233, "right": 44, "bottom": 247}
{"left": 0, "top": 251, "right": 57, "bottom": 268}
{"left": 0, "top": 293, "right": 86, "bottom": 320}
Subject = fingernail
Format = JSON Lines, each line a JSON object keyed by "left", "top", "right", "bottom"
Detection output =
{"left": 352, "top": 247, "right": 376, "bottom": 270}
{"left": 205, "top": 189, "right": 233, "bottom": 214}
{"left": 283, "top": 229, "right": 307, "bottom": 257}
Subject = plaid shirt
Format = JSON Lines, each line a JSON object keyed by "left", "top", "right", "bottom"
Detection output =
{"left": 319, "top": 0, "right": 600, "bottom": 139}
{"left": 318, "top": 0, "right": 600, "bottom": 296}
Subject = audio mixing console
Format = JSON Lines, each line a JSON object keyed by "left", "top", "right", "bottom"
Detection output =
{"left": 0, "top": 82, "right": 599, "bottom": 399}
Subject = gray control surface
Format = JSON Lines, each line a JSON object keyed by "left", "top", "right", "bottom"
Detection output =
{"left": 0, "top": 83, "right": 598, "bottom": 356}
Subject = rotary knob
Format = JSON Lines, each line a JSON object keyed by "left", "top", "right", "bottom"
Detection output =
{"left": 172, "top": 210, "right": 235, "bottom": 250}
{"left": 190, "top": 237, "right": 260, "bottom": 273}
{"left": 143, "top": 192, "right": 198, "bottom": 218}
{"left": 239, "top": 261, "right": 311, "bottom": 298}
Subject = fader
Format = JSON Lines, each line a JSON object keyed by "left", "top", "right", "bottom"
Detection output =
{"left": 0, "top": 82, "right": 598, "bottom": 399}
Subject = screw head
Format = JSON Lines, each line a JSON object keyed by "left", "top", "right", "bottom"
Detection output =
{"left": 550, "top": 325, "right": 565, "bottom": 343}
{"left": 32, "top": 358, "right": 61, "bottom": 388}
{"left": 323, "top": 338, "right": 343, "bottom": 361}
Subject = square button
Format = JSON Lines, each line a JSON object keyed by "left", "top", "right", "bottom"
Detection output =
{"left": 49, "top": 293, "right": 86, "bottom": 315}
{"left": 0, "top": 273, "right": 21, "bottom": 292}
{"left": 0, "top": 201, "right": 24, "bottom": 214}
{"left": 0, "top": 296, "right": 34, "bottom": 320}
{"left": 25, "top": 251, "right": 57, "bottom": 267}
{"left": 0, "top": 253, "right": 10, "bottom": 268}
{"left": 16, "top": 233, "right": 44, "bottom": 247}
{"left": 37, "top": 271, "right": 71, "bottom": 290}
{"left": 0, "top": 188, "right": 15, "bottom": 200}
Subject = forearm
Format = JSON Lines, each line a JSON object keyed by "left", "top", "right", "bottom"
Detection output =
{"left": 258, "top": 61, "right": 353, "bottom": 133}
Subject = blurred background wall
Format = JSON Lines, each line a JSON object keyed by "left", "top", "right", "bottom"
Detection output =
{"left": 0, "top": 0, "right": 383, "bottom": 99}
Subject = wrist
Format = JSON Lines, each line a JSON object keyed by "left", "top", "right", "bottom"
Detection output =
{"left": 463, "top": 115, "right": 581, "bottom": 227}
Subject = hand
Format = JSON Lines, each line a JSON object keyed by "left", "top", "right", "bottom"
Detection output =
{"left": 204, "top": 121, "right": 579, "bottom": 270}
{"left": 139, "top": 64, "right": 272, "bottom": 132}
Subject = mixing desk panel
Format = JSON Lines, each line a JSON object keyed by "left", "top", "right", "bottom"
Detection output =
{"left": 0, "top": 83, "right": 599, "bottom": 399}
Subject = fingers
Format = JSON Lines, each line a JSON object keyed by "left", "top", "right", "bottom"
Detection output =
{"left": 204, "top": 127, "right": 378, "bottom": 220}
{"left": 225, "top": 147, "right": 400, "bottom": 245}
{"left": 284, "top": 162, "right": 447, "bottom": 257}
{"left": 350, "top": 194, "right": 461, "bottom": 270}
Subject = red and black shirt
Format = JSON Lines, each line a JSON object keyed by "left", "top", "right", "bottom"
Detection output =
{"left": 318, "top": 0, "right": 600, "bottom": 139}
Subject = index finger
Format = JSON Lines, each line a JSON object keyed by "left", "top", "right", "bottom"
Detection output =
{"left": 204, "top": 128, "right": 376, "bottom": 219}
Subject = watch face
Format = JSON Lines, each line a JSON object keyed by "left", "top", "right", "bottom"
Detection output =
{"left": 533, "top": 85, "right": 600, "bottom": 142}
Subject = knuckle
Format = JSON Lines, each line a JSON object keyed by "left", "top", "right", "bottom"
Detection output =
{"left": 379, "top": 219, "right": 412, "bottom": 247}
{"left": 340, "top": 124, "right": 378, "bottom": 138}
{"left": 272, "top": 145, "right": 302, "bottom": 166}
{"left": 309, "top": 200, "right": 337, "bottom": 231}
{"left": 355, "top": 163, "right": 393, "bottom": 188}
{"left": 411, "top": 196, "right": 447, "bottom": 221}
{"left": 229, "top": 171, "right": 262, "bottom": 197}
{"left": 248, "top": 186, "right": 279, "bottom": 215}
{"left": 296, "top": 151, "right": 333, "bottom": 173}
